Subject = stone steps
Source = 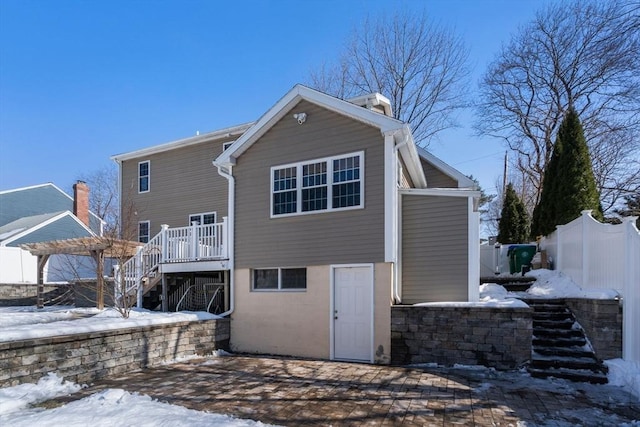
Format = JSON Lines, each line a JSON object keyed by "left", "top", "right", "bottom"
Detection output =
{"left": 524, "top": 299, "right": 608, "bottom": 384}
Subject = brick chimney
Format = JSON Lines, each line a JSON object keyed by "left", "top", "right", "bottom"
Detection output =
{"left": 73, "top": 180, "right": 90, "bottom": 227}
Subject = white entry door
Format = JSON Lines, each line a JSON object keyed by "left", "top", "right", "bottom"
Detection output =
{"left": 333, "top": 266, "right": 373, "bottom": 362}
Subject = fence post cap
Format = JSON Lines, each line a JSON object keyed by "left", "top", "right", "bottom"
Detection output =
{"left": 581, "top": 209, "right": 593, "bottom": 216}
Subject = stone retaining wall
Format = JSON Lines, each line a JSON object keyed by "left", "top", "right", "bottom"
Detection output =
{"left": 0, "top": 318, "right": 230, "bottom": 387}
{"left": 565, "top": 298, "right": 622, "bottom": 360}
{"left": 391, "top": 306, "right": 532, "bottom": 369}
{"left": 0, "top": 284, "right": 60, "bottom": 299}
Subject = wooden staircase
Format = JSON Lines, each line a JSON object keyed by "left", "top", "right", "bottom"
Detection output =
{"left": 524, "top": 299, "right": 608, "bottom": 384}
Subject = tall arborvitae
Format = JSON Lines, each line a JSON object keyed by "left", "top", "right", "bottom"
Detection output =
{"left": 531, "top": 135, "right": 563, "bottom": 237}
{"left": 531, "top": 107, "right": 602, "bottom": 237}
{"left": 497, "top": 183, "right": 529, "bottom": 243}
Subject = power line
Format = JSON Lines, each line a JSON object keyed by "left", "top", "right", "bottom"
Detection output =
{"left": 450, "top": 151, "right": 505, "bottom": 166}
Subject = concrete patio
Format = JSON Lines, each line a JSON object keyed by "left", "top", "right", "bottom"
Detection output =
{"left": 46, "top": 355, "right": 639, "bottom": 426}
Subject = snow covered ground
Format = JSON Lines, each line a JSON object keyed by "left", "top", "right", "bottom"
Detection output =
{"left": 0, "top": 306, "right": 219, "bottom": 342}
{"left": 0, "top": 373, "right": 275, "bottom": 426}
{"left": 0, "top": 269, "right": 638, "bottom": 425}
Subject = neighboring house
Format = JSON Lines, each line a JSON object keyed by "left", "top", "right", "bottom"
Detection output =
{"left": 112, "top": 85, "right": 480, "bottom": 364}
{"left": 0, "top": 182, "right": 104, "bottom": 282}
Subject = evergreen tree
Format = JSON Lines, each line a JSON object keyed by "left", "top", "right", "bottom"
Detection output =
{"left": 497, "top": 183, "right": 529, "bottom": 243}
{"left": 531, "top": 108, "right": 602, "bottom": 237}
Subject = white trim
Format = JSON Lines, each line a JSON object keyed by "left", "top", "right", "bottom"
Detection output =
{"left": 159, "top": 260, "right": 229, "bottom": 273}
{"left": 4, "top": 211, "right": 96, "bottom": 246}
{"left": 222, "top": 141, "right": 234, "bottom": 152}
{"left": 392, "top": 128, "right": 427, "bottom": 189}
{"left": 188, "top": 211, "right": 217, "bottom": 225}
{"left": 270, "top": 151, "right": 365, "bottom": 218}
{"left": 416, "top": 147, "right": 476, "bottom": 189}
{"left": 138, "top": 160, "right": 150, "bottom": 193}
{"left": 111, "top": 122, "right": 254, "bottom": 162}
{"left": 384, "top": 134, "right": 396, "bottom": 263}
{"left": 400, "top": 188, "right": 481, "bottom": 198}
{"left": 395, "top": 194, "right": 404, "bottom": 303}
{"left": 216, "top": 85, "right": 406, "bottom": 167}
{"left": 330, "top": 263, "right": 375, "bottom": 363}
{"left": 0, "top": 182, "right": 60, "bottom": 195}
{"left": 468, "top": 197, "right": 480, "bottom": 302}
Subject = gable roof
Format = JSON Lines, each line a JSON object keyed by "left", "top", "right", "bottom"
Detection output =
{"left": 416, "top": 147, "right": 476, "bottom": 189}
{"left": 110, "top": 122, "right": 255, "bottom": 163}
{"left": 215, "top": 84, "right": 427, "bottom": 187}
{"left": 0, "top": 183, "right": 103, "bottom": 232}
{"left": 0, "top": 211, "right": 96, "bottom": 246}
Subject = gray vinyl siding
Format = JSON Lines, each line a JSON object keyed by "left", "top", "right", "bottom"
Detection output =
{"left": 401, "top": 194, "right": 469, "bottom": 304}
{"left": 421, "top": 157, "right": 458, "bottom": 188}
{"left": 399, "top": 158, "right": 413, "bottom": 188}
{"left": 234, "top": 100, "right": 385, "bottom": 268}
{"left": 9, "top": 216, "right": 92, "bottom": 247}
{"left": 120, "top": 136, "right": 234, "bottom": 240}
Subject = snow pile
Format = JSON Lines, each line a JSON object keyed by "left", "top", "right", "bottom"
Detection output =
{"left": 0, "top": 306, "right": 98, "bottom": 328}
{"left": 605, "top": 358, "right": 640, "bottom": 400}
{"left": 0, "top": 307, "right": 219, "bottom": 343}
{"left": 0, "top": 378, "right": 276, "bottom": 427}
{"left": 414, "top": 284, "right": 528, "bottom": 308}
{"left": 525, "top": 269, "right": 619, "bottom": 299}
{"left": 0, "top": 373, "right": 81, "bottom": 415}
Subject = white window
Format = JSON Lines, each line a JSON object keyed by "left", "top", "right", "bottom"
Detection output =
{"left": 252, "top": 268, "right": 307, "bottom": 291}
{"left": 138, "top": 221, "right": 150, "bottom": 243}
{"left": 222, "top": 141, "right": 234, "bottom": 152}
{"left": 138, "top": 161, "right": 150, "bottom": 193}
{"left": 271, "top": 151, "right": 364, "bottom": 217}
{"left": 188, "top": 212, "right": 217, "bottom": 225}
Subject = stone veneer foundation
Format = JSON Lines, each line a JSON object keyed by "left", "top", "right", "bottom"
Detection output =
{"left": 391, "top": 305, "right": 532, "bottom": 369}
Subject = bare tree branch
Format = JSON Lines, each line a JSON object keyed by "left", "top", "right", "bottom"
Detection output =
{"left": 476, "top": 0, "right": 640, "bottom": 213}
{"left": 309, "top": 9, "right": 470, "bottom": 146}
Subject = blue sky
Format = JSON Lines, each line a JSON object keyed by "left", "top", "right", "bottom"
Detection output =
{"left": 0, "top": 0, "right": 550, "bottom": 196}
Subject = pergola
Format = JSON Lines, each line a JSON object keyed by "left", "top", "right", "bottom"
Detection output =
{"left": 20, "top": 237, "right": 142, "bottom": 309}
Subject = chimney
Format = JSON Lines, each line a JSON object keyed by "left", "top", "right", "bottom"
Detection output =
{"left": 347, "top": 93, "right": 393, "bottom": 117}
{"left": 73, "top": 180, "right": 90, "bottom": 228}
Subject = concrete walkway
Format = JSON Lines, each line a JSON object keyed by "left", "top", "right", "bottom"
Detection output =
{"left": 49, "top": 355, "right": 639, "bottom": 426}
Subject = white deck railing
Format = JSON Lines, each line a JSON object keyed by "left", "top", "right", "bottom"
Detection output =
{"left": 114, "top": 217, "right": 228, "bottom": 308}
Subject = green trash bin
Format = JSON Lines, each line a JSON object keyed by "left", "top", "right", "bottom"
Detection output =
{"left": 507, "top": 244, "right": 537, "bottom": 274}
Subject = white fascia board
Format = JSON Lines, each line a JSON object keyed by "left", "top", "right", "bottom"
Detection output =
{"left": 400, "top": 188, "right": 481, "bottom": 198}
{"left": 2, "top": 211, "right": 96, "bottom": 246}
{"left": 391, "top": 127, "right": 427, "bottom": 189}
{"left": 216, "top": 84, "right": 407, "bottom": 166}
{"left": 111, "top": 122, "right": 255, "bottom": 163}
{"left": 0, "top": 182, "right": 57, "bottom": 195}
{"left": 416, "top": 146, "right": 476, "bottom": 189}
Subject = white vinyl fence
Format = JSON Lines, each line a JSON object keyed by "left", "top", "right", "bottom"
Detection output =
{"left": 540, "top": 210, "right": 640, "bottom": 363}
{"left": 0, "top": 246, "right": 37, "bottom": 283}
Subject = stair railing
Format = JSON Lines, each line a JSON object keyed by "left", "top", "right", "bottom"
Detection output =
{"left": 114, "top": 225, "right": 167, "bottom": 308}
{"left": 113, "top": 219, "right": 228, "bottom": 308}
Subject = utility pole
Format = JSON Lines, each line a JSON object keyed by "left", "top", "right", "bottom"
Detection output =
{"left": 502, "top": 151, "right": 508, "bottom": 196}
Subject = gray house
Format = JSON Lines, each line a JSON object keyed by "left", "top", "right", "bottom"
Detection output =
{"left": 112, "top": 85, "right": 480, "bottom": 363}
{"left": 0, "top": 182, "right": 104, "bottom": 282}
